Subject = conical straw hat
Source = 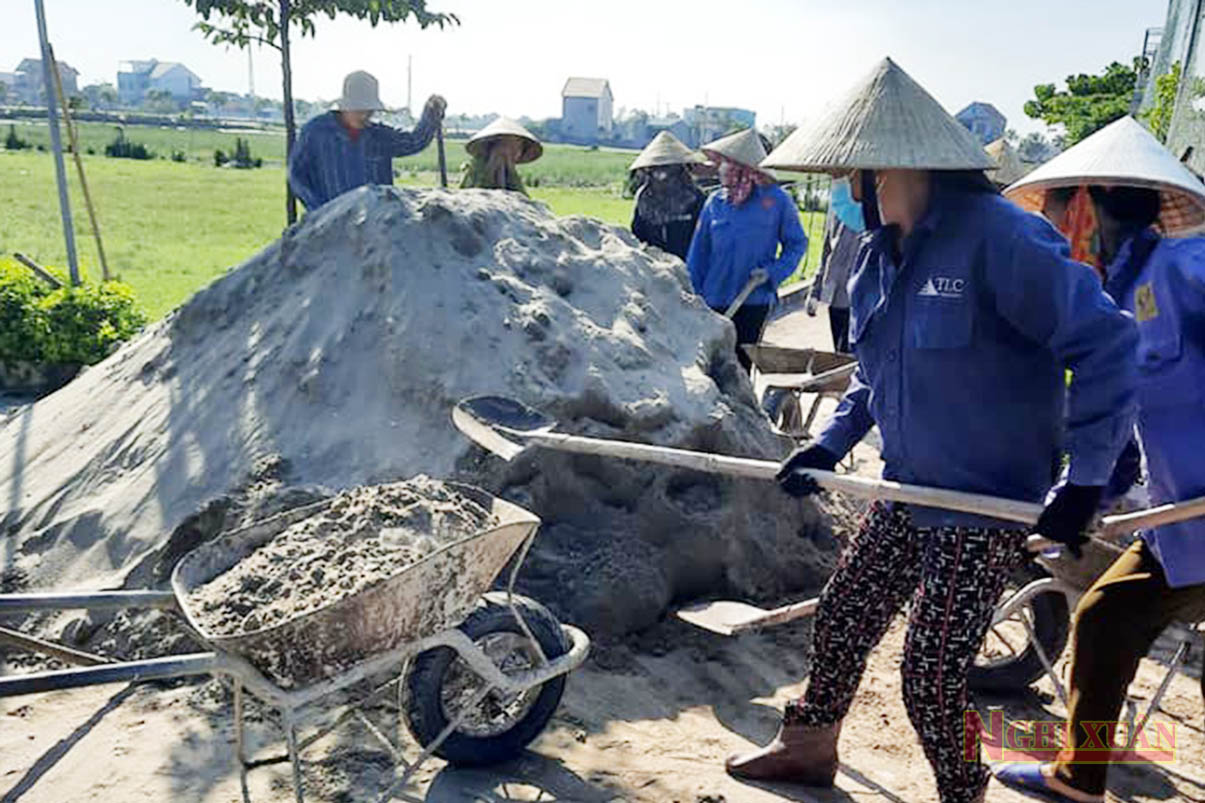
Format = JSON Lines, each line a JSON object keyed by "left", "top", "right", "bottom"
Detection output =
{"left": 1004, "top": 116, "right": 1205, "bottom": 234}
{"left": 465, "top": 117, "right": 543, "bottom": 163}
{"left": 985, "top": 138, "right": 1027, "bottom": 186}
{"left": 630, "top": 131, "right": 705, "bottom": 171}
{"left": 702, "top": 128, "right": 774, "bottom": 176}
{"left": 763, "top": 57, "right": 995, "bottom": 173}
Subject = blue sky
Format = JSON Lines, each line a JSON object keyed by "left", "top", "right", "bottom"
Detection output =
{"left": 3, "top": 0, "right": 1169, "bottom": 135}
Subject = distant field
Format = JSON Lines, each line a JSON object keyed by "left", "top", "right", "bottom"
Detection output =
{"left": 3, "top": 123, "right": 824, "bottom": 319}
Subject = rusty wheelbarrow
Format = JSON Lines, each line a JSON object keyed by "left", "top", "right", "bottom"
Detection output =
{"left": 0, "top": 483, "right": 589, "bottom": 802}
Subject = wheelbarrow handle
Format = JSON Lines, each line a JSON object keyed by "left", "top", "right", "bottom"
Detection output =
{"left": 0, "top": 590, "right": 179, "bottom": 613}
{"left": 0, "top": 652, "right": 221, "bottom": 698}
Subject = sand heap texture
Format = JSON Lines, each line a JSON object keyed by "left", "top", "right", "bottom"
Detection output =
{"left": 0, "top": 186, "right": 835, "bottom": 637}
{"left": 186, "top": 477, "right": 494, "bottom": 636}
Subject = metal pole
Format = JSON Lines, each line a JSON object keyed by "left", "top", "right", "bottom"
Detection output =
{"left": 33, "top": 0, "right": 80, "bottom": 286}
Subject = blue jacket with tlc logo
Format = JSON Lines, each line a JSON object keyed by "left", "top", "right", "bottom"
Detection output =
{"left": 1105, "top": 229, "right": 1205, "bottom": 588}
{"left": 816, "top": 181, "right": 1139, "bottom": 529}
{"left": 686, "top": 183, "right": 807, "bottom": 309}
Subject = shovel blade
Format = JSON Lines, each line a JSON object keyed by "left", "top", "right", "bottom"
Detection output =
{"left": 676, "top": 600, "right": 776, "bottom": 636}
{"left": 452, "top": 396, "right": 556, "bottom": 461}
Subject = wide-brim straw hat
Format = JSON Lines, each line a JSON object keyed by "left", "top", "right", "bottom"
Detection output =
{"left": 763, "top": 57, "right": 995, "bottom": 174}
{"left": 1004, "top": 116, "right": 1205, "bottom": 235}
{"left": 630, "top": 131, "right": 705, "bottom": 171}
{"left": 465, "top": 117, "right": 543, "bottom": 163}
{"left": 702, "top": 127, "right": 776, "bottom": 178}
{"left": 985, "top": 138, "right": 1027, "bottom": 186}
{"left": 336, "top": 70, "right": 386, "bottom": 112}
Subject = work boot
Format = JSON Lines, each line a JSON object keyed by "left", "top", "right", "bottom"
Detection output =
{"left": 725, "top": 700, "right": 840, "bottom": 785}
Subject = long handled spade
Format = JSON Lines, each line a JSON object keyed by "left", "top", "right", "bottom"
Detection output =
{"left": 452, "top": 396, "right": 1205, "bottom": 634}
{"left": 724, "top": 273, "right": 766, "bottom": 318}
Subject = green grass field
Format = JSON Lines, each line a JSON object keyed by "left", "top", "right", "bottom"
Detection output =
{"left": 2, "top": 123, "right": 824, "bottom": 320}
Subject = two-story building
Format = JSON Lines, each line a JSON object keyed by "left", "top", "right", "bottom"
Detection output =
{"left": 5, "top": 58, "right": 79, "bottom": 105}
{"left": 118, "top": 59, "right": 203, "bottom": 105}
{"left": 561, "top": 77, "right": 613, "bottom": 145}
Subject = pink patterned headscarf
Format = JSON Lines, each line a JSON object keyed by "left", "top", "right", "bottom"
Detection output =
{"left": 717, "top": 157, "right": 770, "bottom": 206}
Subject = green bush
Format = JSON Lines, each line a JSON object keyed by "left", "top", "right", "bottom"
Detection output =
{"left": 104, "top": 129, "right": 154, "bottom": 160}
{"left": 4, "top": 125, "right": 30, "bottom": 151}
{"left": 0, "top": 261, "right": 49, "bottom": 363}
{"left": 0, "top": 259, "right": 147, "bottom": 366}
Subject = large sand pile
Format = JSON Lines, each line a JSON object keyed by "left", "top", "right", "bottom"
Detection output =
{"left": 0, "top": 186, "right": 834, "bottom": 638}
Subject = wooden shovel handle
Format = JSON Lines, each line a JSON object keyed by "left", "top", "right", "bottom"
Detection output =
{"left": 527, "top": 431, "right": 1044, "bottom": 523}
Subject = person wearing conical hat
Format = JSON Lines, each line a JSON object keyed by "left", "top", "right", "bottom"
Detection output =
{"left": 984, "top": 137, "right": 1027, "bottom": 188}
{"left": 686, "top": 127, "right": 807, "bottom": 370}
{"left": 628, "top": 132, "right": 707, "bottom": 260}
{"left": 289, "top": 70, "right": 446, "bottom": 210}
{"left": 993, "top": 116, "right": 1205, "bottom": 803}
{"left": 460, "top": 117, "right": 542, "bottom": 195}
{"left": 726, "top": 58, "right": 1138, "bottom": 803}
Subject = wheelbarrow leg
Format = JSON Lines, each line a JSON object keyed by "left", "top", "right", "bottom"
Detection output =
{"left": 233, "top": 680, "right": 248, "bottom": 765}
{"left": 283, "top": 711, "right": 304, "bottom": 803}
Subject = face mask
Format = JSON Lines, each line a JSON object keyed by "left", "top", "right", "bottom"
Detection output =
{"left": 830, "top": 176, "right": 866, "bottom": 232}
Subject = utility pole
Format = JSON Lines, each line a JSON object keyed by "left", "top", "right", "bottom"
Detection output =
{"left": 407, "top": 55, "right": 413, "bottom": 115}
{"left": 248, "top": 47, "right": 255, "bottom": 101}
{"left": 33, "top": 0, "right": 79, "bottom": 285}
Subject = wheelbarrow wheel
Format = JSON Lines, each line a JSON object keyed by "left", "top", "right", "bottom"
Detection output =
{"left": 968, "top": 566, "right": 1070, "bottom": 694}
{"left": 404, "top": 592, "right": 571, "bottom": 767}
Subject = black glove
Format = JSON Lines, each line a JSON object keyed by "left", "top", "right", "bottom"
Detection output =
{"left": 1034, "top": 484, "right": 1102, "bottom": 558}
{"left": 776, "top": 444, "right": 839, "bottom": 498}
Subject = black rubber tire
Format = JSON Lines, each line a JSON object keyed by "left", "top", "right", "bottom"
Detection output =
{"left": 968, "top": 569, "right": 1071, "bottom": 695}
{"left": 403, "top": 592, "right": 571, "bottom": 767}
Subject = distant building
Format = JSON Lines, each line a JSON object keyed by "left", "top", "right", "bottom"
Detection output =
{"left": 646, "top": 116, "right": 693, "bottom": 147}
{"left": 682, "top": 106, "right": 757, "bottom": 147}
{"left": 6, "top": 58, "right": 78, "bottom": 104}
{"left": 118, "top": 59, "right": 203, "bottom": 104}
{"left": 955, "top": 101, "right": 1007, "bottom": 146}
{"left": 561, "top": 77, "right": 613, "bottom": 144}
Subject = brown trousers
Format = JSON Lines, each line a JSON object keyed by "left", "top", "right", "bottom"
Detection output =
{"left": 1053, "top": 539, "right": 1205, "bottom": 795}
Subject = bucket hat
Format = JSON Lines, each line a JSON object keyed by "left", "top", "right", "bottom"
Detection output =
{"left": 336, "top": 71, "right": 386, "bottom": 112}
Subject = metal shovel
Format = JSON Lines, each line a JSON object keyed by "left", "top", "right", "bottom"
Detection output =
{"left": 453, "top": 396, "right": 1205, "bottom": 635}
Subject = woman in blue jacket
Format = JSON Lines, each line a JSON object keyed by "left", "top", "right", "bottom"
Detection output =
{"left": 996, "top": 116, "right": 1205, "bottom": 803}
{"left": 686, "top": 128, "right": 806, "bottom": 370}
{"left": 727, "top": 58, "right": 1138, "bottom": 803}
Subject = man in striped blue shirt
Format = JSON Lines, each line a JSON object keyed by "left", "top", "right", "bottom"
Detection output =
{"left": 289, "top": 70, "right": 446, "bottom": 211}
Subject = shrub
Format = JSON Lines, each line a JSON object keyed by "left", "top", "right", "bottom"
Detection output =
{"left": 231, "top": 137, "right": 262, "bottom": 169}
{"left": 214, "top": 148, "right": 228, "bottom": 167}
{"left": 4, "top": 125, "right": 30, "bottom": 151}
{"left": 0, "top": 259, "right": 147, "bottom": 367}
{"left": 0, "top": 261, "right": 49, "bottom": 364}
{"left": 37, "top": 283, "right": 148, "bottom": 364}
{"left": 170, "top": 149, "right": 186, "bottom": 162}
{"left": 104, "top": 129, "right": 154, "bottom": 160}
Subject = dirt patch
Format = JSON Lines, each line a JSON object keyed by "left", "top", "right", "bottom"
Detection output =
{"left": 186, "top": 478, "right": 494, "bottom": 636}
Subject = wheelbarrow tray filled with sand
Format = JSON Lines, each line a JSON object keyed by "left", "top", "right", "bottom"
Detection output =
{"left": 0, "top": 480, "right": 589, "bottom": 802}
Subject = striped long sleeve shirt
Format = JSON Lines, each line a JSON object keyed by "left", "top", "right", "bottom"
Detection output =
{"left": 288, "top": 110, "right": 439, "bottom": 210}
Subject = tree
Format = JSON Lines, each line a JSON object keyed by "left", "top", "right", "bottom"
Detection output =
{"left": 142, "top": 88, "right": 179, "bottom": 114}
{"left": 0, "top": 82, "right": 7, "bottom": 105}
{"left": 1142, "top": 61, "right": 1181, "bottom": 143}
{"left": 1016, "top": 131, "right": 1061, "bottom": 164}
{"left": 1024, "top": 58, "right": 1143, "bottom": 145}
{"left": 181, "top": 1, "right": 458, "bottom": 224}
